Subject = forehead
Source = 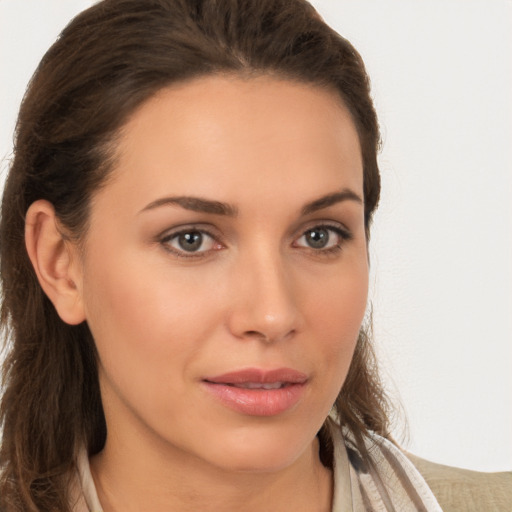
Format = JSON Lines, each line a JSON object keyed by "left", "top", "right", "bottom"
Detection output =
{"left": 99, "top": 75, "right": 363, "bottom": 214}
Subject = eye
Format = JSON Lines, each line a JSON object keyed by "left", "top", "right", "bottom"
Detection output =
{"left": 294, "top": 225, "right": 351, "bottom": 252}
{"left": 161, "top": 229, "right": 220, "bottom": 256}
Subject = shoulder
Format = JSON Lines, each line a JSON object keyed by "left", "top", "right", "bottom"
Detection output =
{"left": 406, "top": 452, "right": 512, "bottom": 512}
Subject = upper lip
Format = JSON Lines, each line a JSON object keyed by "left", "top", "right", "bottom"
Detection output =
{"left": 203, "top": 367, "right": 308, "bottom": 385}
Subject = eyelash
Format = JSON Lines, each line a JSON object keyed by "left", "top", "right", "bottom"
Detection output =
{"left": 293, "top": 224, "right": 352, "bottom": 256}
{"left": 159, "top": 226, "right": 222, "bottom": 259}
{"left": 159, "top": 223, "right": 352, "bottom": 259}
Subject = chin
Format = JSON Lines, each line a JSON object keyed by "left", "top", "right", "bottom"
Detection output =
{"left": 214, "top": 448, "right": 304, "bottom": 474}
{"left": 197, "top": 423, "right": 317, "bottom": 474}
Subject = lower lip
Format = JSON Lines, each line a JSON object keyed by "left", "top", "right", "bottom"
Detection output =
{"left": 202, "top": 382, "right": 306, "bottom": 416}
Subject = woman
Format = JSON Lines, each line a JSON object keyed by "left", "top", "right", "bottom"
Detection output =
{"left": 0, "top": 1, "right": 509, "bottom": 511}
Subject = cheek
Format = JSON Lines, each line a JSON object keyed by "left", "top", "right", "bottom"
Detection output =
{"left": 81, "top": 248, "right": 228, "bottom": 392}
{"left": 306, "top": 253, "right": 368, "bottom": 325}
{"left": 301, "top": 258, "right": 368, "bottom": 380}
{"left": 81, "top": 258, "right": 220, "bottom": 432}
{"left": 83, "top": 246, "right": 208, "bottom": 335}
{"left": 81, "top": 255, "right": 172, "bottom": 383}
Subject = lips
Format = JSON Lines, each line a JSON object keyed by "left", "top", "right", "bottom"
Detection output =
{"left": 202, "top": 368, "right": 308, "bottom": 416}
{"left": 226, "top": 382, "right": 286, "bottom": 390}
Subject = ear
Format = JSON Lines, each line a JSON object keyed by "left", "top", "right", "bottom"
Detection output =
{"left": 25, "top": 200, "right": 86, "bottom": 325}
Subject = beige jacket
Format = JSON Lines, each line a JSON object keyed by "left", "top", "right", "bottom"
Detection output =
{"left": 408, "top": 454, "right": 512, "bottom": 512}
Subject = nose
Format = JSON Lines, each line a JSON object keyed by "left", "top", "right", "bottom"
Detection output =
{"left": 226, "top": 248, "right": 302, "bottom": 344}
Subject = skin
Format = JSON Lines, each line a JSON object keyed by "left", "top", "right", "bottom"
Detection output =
{"left": 27, "top": 75, "right": 368, "bottom": 511}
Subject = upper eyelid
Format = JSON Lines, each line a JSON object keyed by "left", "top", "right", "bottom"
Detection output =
{"left": 294, "top": 219, "right": 352, "bottom": 238}
{"left": 294, "top": 224, "right": 351, "bottom": 245}
{"left": 157, "top": 220, "right": 352, "bottom": 239}
{"left": 158, "top": 224, "right": 221, "bottom": 251}
{"left": 159, "top": 223, "right": 220, "bottom": 240}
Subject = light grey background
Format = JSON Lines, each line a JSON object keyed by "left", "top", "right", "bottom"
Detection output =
{"left": 1, "top": 0, "right": 511, "bottom": 472}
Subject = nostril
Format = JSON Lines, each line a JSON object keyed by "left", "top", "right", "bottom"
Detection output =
{"left": 244, "top": 330, "right": 270, "bottom": 342}
{"left": 242, "top": 328, "right": 296, "bottom": 344}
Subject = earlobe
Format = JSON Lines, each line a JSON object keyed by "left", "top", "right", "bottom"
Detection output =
{"left": 25, "top": 200, "right": 86, "bottom": 325}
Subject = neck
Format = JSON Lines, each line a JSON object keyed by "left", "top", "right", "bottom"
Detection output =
{"left": 90, "top": 434, "right": 332, "bottom": 512}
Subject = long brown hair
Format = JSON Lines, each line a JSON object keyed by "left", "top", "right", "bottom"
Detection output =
{"left": 0, "top": 1, "right": 385, "bottom": 510}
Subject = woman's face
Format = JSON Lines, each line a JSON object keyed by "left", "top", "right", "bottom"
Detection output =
{"left": 77, "top": 75, "right": 368, "bottom": 472}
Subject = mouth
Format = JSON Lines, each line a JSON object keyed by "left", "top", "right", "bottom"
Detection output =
{"left": 203, "top": 367, "right": 308, "bottom": 386}
{"left": 202, "top": 368, "right": 308, "bottom": 416}
{"left": 214, "top": 381, "right": 289, "bottom": 390}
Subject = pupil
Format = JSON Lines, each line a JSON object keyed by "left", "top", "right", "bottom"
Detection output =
{"left": 178, "top": 232, "right": 202, "bottom": 251}
{"left": 306, "top": 228, "right": 329, "bottom": 248}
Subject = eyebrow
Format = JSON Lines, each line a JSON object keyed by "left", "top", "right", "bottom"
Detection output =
{"left": 140, "top": 196, "right": 238, "bottom": 216}
{"left": 301, "top": 189, "right": 363, "bottom": 215}
{"left": 139, "top": 188, "right": 362, "bottom": 217}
